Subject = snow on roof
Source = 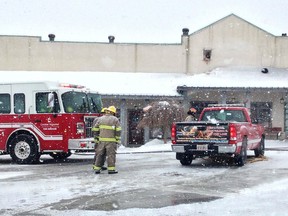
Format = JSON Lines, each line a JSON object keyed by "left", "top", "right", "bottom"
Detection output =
{"left": 0, "top": 71, "right": 186, "bottom": 96}
{"left": 0, "top": 67, "right": 287, "bottom": 97}
{"left": 181, "top": 67, "right": 288, "bottom": 89}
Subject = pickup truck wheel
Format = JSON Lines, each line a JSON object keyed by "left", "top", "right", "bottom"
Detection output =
{"left": 235, "top": 137, "right": 247, "bottom": 166}
{"left": 254, "top": 137, "right": 265, "bottom": 157}
{"left": 178, "top": 153, "right": 193, "bottom": 165}
{"left": 9, "top": 134, "right": 40, "bottom": 164}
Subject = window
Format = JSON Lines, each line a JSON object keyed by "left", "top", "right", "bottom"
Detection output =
{"left": 250, "top": 102, "right": 272, "bottom": 127}
{"left": 203, "top": 49, "right": 212, "bottom": 62}
{"left": 14, "top": 93, "right": 25, "bottom": 114}
{"left": 87, "top": 93, "right": 103, "bottom": 113}
{"left": 202, "top": 110, "right": 246, "bottom": 122}
{"left": 0, "top": 94, "right": 11, "bottom": 113}
{"left": 62, "top": 91, "right": 89, "bottom": 113}
{"left": 36, "top": 92, "right": 60, "bottom": 113}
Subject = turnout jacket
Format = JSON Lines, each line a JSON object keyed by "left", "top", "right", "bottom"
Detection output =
{"left": 92, "top": 114, "right": 121, "bottom": 143}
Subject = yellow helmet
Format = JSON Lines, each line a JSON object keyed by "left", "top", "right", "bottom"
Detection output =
{"left": 107, "top": 106, "right": 117, "bottom": 114}
{"left": 101, "top": 107, "right": 107, "bottom": 113}
{"left": 67, "top": 106, "right": 74, "bottom": 113}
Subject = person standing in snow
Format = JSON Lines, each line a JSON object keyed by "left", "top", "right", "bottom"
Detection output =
{"left": 185, "top": 107, "right": 197, "bottom": 122}
{"left": 93, "top": 106, "right": 121, "bottom": 174}
{"left": 92, "top": 107, "right": 107, "bottom": 171}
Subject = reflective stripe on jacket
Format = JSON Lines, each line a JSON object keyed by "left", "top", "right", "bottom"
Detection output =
{"left": 92, "top": 113, "right": 121, "bottom": 143}
{"left": 92, "top": 116, "right": 100, "bottom": 143}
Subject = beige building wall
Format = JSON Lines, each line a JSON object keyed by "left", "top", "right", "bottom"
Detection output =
{"left": 187, "top": 15, "right": 279, "bottom": 74}
{"left": 0, "top": 36, "right": 184, "bottom": 73}
{"left": 275, "top": 36, "right": 288, "bottom": 67}
{"left": 1, "top": 14, "right": 287, "bottom": 74}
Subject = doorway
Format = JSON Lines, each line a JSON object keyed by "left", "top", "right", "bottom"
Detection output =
{"left": 128, "top": 109, "right": 144, "bottom": 145}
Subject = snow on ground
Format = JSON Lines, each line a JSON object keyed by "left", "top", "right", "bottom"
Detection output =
{"left": 49, "top": 175, "right": 288, "bottom": 216}
{"left": 1, "top": 139, "right": 288, "bottom": 216}
{"left": 54, "top": 140, "right": 288, "bottom": 216}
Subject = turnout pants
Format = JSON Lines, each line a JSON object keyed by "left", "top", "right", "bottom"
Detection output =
{"left": 95, "top": 141, "right": 117, "bottom": 170}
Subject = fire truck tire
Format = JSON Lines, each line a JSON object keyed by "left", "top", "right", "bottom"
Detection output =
{"left": 9, "top": 134, "right": 40, "bottom": 164}
{"left": 49, "top": 152, "right": 72, "bottom": 160}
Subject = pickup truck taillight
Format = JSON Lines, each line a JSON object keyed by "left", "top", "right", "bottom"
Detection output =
{"left": 229, "top": 124, "right": 237, "bottom": 145}
{"left": 171, "top": 123, "right": 176, "bottom": 144}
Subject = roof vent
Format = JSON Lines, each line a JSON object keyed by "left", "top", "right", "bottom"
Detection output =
{"left": 261, "top": 68, "right": 269, "bottom": 74}
{"left": 48, "top": 34, "right": 55, "bottom": 41}
{"left": 108, "top": 35, "right": 115, "bottom": 43}
{"left": 182, "top": 28, "right": 189, "bottom": 36}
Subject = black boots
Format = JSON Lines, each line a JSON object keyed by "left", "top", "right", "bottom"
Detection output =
{"left": 94, "top": 168, "right": 118, "bottom": 174}
{"left": 108, "top": 170, "right": 118, "bottom": 174}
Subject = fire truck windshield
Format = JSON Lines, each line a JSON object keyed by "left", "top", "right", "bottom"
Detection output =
{"left": 61, "top": 91, "right": 102, "bottom": 113}
{"left": 87, "top": 93, "right": 103, "bottom": 113}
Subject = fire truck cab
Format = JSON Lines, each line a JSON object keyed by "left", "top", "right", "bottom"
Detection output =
{"left": 0, "top": 81, "right": 102, "bottom": 164}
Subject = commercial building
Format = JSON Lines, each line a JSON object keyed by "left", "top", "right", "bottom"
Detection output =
{"left": 1, "top": 14, "right": 287, "bottom": 144}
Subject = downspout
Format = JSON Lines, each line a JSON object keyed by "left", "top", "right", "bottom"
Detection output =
{"left": 220, "top": 91, "right": 227, "bottom": 104}
{"left": 245, "top": 91, "right": 251, "bottom": 110}
{"left": 181, "top": 28, "right": 190, "bottom": 74}
{"left": 284, "top": 92, "right": 288, "bottom": 138}
{"left": 120, "top": 99, "right": 128, "bottom": 146}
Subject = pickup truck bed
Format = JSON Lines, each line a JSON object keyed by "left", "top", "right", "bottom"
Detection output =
{"left": 171, "top": 105, "right": 265, "bottom": 166}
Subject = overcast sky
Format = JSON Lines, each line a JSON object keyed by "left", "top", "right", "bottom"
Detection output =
{"left": 0, "top": 0, "right": 287, "bottom": 43}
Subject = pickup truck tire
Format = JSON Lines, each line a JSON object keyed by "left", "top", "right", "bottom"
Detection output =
{"left": 235, "top": 137, "right": 247, "bottom": 166}
{"left": 177, "top": 153, "right": 193, "bottom": 165}
{"left": 254, "top": 137, "right": 265, "bottom": 157}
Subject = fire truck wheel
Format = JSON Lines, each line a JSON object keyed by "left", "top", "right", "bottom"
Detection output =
{"left": 49, "top": 152, "right": 72, "bottom": 160}
{"left": 10, "top": 134, "right": 40, "bottom": 164}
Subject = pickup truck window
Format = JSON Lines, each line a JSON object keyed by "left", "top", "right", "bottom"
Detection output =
{"left": 202, "top": 110, "right": 247, "bottom": 122}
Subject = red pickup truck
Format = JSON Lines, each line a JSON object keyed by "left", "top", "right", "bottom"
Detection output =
{"left": 171, "top": 104, "right": 265, "bottom": 166}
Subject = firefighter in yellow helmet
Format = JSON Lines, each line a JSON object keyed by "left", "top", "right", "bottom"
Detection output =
{"left": 93, "top": 105, "right": 121, "bottom": 174}
{"left": 92, "top": 107, "right": 107, "bottom": 171}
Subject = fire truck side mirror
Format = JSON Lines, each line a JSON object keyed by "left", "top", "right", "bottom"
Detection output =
{"left": 47, "top": 93, "right": 55, "bottom": 108}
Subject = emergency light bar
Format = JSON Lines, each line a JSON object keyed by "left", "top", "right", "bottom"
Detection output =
{"left": 208, "top": 104, "right": 245, "bottom": 107}
{"left": 59, "top": 83, "right": 85, "bottom": 89}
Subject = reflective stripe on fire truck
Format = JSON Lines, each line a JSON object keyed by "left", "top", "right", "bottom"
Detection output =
{"left": 0, "top": 123, "right": 63, "bottom": 141}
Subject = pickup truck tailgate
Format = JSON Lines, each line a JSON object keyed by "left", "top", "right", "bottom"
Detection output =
{"left": 171, "top": 122, "right": 237, "bottom": 155}
{"left": 174, "top": 122, "right": 229, "bottom": 144}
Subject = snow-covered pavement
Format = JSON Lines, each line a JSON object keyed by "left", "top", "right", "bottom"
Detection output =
{"left": 117, "top": 138, "right": 288, "bottom": 153}
{"left": 0, "top": 139, "right": 288, "bottom": 216}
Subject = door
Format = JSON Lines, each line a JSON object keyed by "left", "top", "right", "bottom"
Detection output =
{"left": 128, "top": 110, "right": 144, "bottom": 145}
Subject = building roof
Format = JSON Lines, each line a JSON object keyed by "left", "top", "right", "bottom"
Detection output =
{"left": 178, "top": 67, "right": 288, "bottom": 91}
{"left": 0, "top": 67, "right": 288, "bottom": 98}
{"left": 0, "top": 71, "right": 185, "bottom": 97}
{"left": 191, "top": 14, "right": 275, "bottom": 37}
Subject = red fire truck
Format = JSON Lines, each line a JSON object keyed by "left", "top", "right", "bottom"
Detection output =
{"left": 0, "top": 81, "right": 103, "bottom": 164}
